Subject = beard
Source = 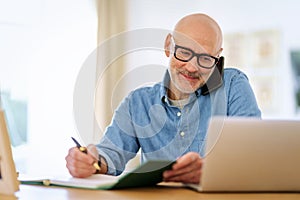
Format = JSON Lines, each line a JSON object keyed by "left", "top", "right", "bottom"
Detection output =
{"left": 168, "top": 68, "right": 207, "bottom": 95}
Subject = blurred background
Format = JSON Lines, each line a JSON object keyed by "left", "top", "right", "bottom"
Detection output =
{"left": 1, "top": 0, "right": 299, "bottom": 175}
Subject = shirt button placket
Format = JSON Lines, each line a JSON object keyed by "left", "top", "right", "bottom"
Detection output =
{"left": 180, "top": 131, "right": 185, "bottom": 137}
{"left": 177, "top": 111, "right": 184, "bottom": 138}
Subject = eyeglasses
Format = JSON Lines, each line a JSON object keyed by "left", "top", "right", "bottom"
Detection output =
{"left": 171, "top": 37, "right": 219, "bottom": 69}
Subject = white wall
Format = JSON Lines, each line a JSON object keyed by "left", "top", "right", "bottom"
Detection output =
{"left": 27, "top": 0, "right": 97, "bottom": 175}
{"left": 0, "top": 0, "right": 98, "bottom": 175}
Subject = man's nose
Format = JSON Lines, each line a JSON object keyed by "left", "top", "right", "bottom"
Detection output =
{"left": 185, "top": 56, "right": 199, "bottom": 72}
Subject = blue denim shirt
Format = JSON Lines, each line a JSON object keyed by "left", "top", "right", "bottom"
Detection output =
{"left": 96, "top": 68, "right": 261, "bottom": 175}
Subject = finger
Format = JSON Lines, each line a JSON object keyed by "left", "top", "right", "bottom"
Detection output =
{"left": 66, "top": 155, "right": 97, "bottom": 177}
{"left": 68, "top": 147, "right": 95, "bottom": 165}
{"left": 165, "top": 169, "right": 201, "bottom": 184}
{"left": 65, "top": 147, "right": 97, "bottom": 177}
{"left": 66, "top": 164, "right": 96, "bottom": 178}
{"left": 167, "top": 152, "right": 201, "bottom": 176}
{"left": 163, "top": 153, "right": 202, "bottom": 180}
{"left": 87, "top": 144, "right": 99, "bottom": 161}
{"left": 65, "top": 153, "right": 95, "bottom": 170}
{"left": 173, "top": 152, "right": 200, "bottom": 170}
{"left": 164, "top": 157, "right": 202, "bottom": 179}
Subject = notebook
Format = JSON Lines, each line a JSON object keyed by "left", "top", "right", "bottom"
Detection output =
{"left": 20, "top": 160, "right": 174, "bottom": 190}
{"left": 186, "top": 117, "right": 300, "bottom": 192}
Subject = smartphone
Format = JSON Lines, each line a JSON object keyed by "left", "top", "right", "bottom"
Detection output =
{"left": 201, "top": 56, "right": 224, "bottom": 95}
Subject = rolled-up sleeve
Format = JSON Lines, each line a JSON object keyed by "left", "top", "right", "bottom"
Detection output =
{"left": 96, "top": 94, "right": 140, "bottom": 175}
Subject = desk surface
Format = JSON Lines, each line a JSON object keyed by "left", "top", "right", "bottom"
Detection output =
{"left": 1, "top": 184, "right": 300, "bottom": 200}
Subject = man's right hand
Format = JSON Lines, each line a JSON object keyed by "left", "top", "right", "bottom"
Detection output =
{"left": 65, "top": 145, "right": 101, "bottom": 178}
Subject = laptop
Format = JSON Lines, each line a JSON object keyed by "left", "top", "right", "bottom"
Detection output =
{"left": 186, "top": 117, "right": 300, "bottom": 192}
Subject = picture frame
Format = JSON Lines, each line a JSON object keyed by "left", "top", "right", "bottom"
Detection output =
{"left": 0, "top": 109, "right": 19, "bottom": 195}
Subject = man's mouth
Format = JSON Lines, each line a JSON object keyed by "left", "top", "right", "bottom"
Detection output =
{"left": 179, "top": 71, "right": 200, "bottom": 80}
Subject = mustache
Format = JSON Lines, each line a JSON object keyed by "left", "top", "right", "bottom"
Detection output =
{"left": 178, "top": 70, "right": 201, "bottom": 79}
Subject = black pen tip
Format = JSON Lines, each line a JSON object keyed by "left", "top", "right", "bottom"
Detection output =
{"left": 71, "top": 137, "right": 81, "bottom": 147}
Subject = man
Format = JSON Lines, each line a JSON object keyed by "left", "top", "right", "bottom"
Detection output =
{"left": 66, "top": 13, "right": 261, "bottom": 184}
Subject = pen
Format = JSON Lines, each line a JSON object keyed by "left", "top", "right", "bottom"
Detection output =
{"left": 71, "top": 137, "right": 101, "bottom": 171}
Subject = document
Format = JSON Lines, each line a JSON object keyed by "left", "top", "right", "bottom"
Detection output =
{"left": 19, "top": 160, "right": 174, "bottom": 190}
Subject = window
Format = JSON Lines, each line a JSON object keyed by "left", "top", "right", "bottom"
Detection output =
{"left": 0, "top": 0, "right": 97, "bottom": 175}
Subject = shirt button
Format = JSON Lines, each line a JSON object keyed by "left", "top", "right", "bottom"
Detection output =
{"left": 180, "top": 131, "right": 185, "bottom": 137}
{"left": 177, "top": 112, "right": 181, "bottom": 117}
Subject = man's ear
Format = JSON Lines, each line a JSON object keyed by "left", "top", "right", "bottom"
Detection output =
{"left": 216, "top": 48, "right": 223, "bottom": 57}
{"left": 164, "top": 33, "right": 172, "bottom": 57}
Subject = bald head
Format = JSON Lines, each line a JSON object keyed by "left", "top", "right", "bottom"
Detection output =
{"left": 173, "top": 13, "right": 223, "bottom": 56}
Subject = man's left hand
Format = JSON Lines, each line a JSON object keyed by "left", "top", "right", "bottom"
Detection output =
{"left": 163, "top": 152, "right": 202, "bottom": 184}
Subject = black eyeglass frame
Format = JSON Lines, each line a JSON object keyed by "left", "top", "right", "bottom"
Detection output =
{"left": 172, "top": 42, "right": 219, "bottom": 69}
